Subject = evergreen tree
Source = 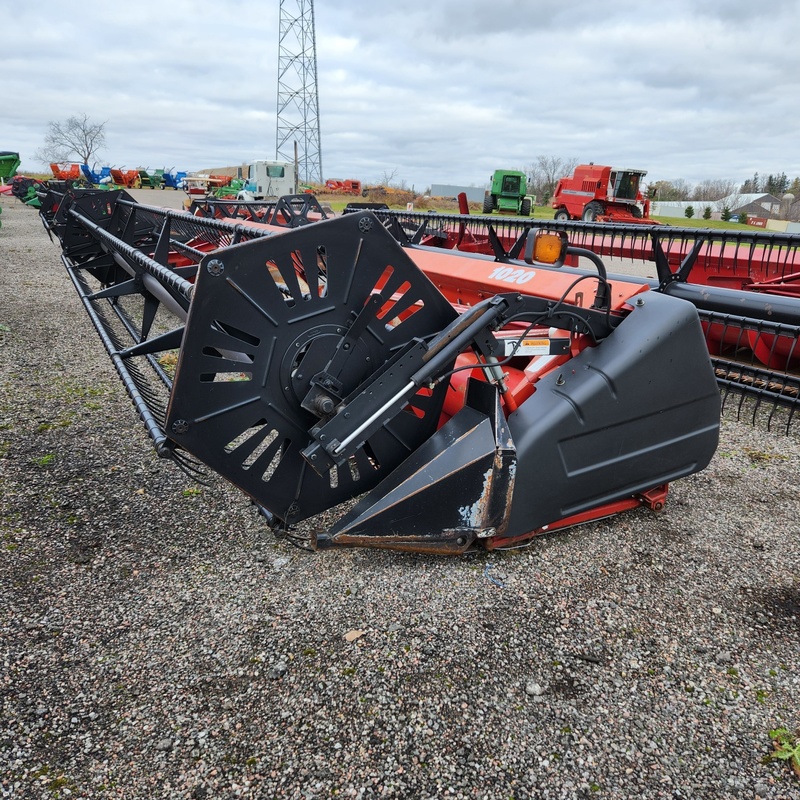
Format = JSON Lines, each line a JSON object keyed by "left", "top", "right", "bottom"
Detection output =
{"left": 766, "top": 172, "right": 789, "bottom": 195}
{"left": 765, "top": 174, "right": 778, "bottom": 195}
{"left": 685, "top": 205, "right": 695, "bottom": 219}
{"left": 703, "top": 206, "right": 712, "bottom": 219}
{"left": 741, "top": 172, "right": 760, "bottom": 194}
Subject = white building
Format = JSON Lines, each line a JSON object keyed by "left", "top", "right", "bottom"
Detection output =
{"left": 651, "top": 193, "right": 782, "bottom": 219}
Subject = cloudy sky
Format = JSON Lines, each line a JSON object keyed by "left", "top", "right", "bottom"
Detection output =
{"left": 4, "top": 0, "right": 799, "bottom": 192}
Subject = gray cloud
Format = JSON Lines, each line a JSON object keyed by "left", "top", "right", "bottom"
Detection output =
{"left": 3, "top": 0, "right": 799, "bottom": 190}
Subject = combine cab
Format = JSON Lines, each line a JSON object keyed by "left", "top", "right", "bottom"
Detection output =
{"left": 552, "top": 164, "right": 656, "bottom": 223}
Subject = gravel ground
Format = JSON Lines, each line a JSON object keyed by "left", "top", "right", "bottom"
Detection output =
{"left": 1, "top": 191, "right": 799, "bottom": 800}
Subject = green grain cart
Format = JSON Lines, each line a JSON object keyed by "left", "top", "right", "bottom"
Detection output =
{"left": 0, "top": 151, "right": 21, "bottom": 183}
{"left": 482, "top": 169, "right": 533, "bottom": 216}
{"left": 138, "top": 168, "right": 165, "bottom": 189}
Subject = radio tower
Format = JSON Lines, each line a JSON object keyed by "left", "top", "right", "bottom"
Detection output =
{"left": 276, "top": 0, "right": 323, "bottom": 184}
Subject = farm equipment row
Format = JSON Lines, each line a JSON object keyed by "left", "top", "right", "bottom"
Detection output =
{"left": 49, "top": 162, "right": 188, "bottom": 190}
{"left": 31, "top": 187, "right": 799, "bottom": 554}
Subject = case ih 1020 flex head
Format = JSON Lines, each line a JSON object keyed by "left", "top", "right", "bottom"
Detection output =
{"left": 39, "top": 188, "right": 722, "bottom": 554}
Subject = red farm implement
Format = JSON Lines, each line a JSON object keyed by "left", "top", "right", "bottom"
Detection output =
{"left": 181, "top": 174, "right": 233, "bottom": 197}
{"left": 34, "top": 187, "right": 800, "bottom": 554}
{"left": 49, "top": 162, "right": 83, "bottom": 183}
{"left": 323, "top": 179, "right": 363, "bottom": 195}
{"left": 109, "top": 168, "right": 142, "bottom": 189}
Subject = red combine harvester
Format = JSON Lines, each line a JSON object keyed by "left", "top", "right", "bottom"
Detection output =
{"left": 36, "top": 187, "right": 728, "bottom": 554}
{"left": 552, "top": 163, "right": 656, "bottom": 223}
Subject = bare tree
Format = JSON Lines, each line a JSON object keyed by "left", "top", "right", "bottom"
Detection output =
{"left": 526, "top": 155, "right": 579, "bottom": 204}
{"left": 35, "top": 114, "right": 107, "bottom": 167}
{"left": 691, "top": 179, "right": 736, "bottom": 202}
{"left": 714, "top": 192, "right": 744, "bottom": 214}
{"left": 671, "top": 179, "right": 694, "bottom": 200}
{"left": 379, "top": 168, "right": 400, "bottom": 187}
{"left": 648, "top": 179, "right": 692, "bottom": 201}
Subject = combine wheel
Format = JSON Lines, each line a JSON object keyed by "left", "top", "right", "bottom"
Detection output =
{"left": 482, "top": 194, "right": 495, "bottom": 214}
{"left": 582, "top": 201, "right": 604, "bottom": 222}
{"left": 630, "top": 205, "right": 643, "bottom": 218}
{"left": 554, "top": 209, "right": 569, "bottom": 221}
{"left": 520, "top": 198, "right": 532, "bottom": 217}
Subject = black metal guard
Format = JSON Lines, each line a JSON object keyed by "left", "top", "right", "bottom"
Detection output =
{"left": 164, "top": 211, "right": 459, "bottom": 526}
{"left": 188, "top": 194, "right": 331, "bottom": 227}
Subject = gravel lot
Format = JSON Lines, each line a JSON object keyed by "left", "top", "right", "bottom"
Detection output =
{"left": 1, "top": 191, "right": 799, "bottom": 800}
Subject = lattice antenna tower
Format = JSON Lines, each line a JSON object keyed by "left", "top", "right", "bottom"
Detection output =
{"left": 276, "top": 0, "right": 323, "bottom": 184}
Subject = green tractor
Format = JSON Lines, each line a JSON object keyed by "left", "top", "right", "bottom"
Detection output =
{"left": 482, "top": 169, "right": 533, "bottom": 216}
